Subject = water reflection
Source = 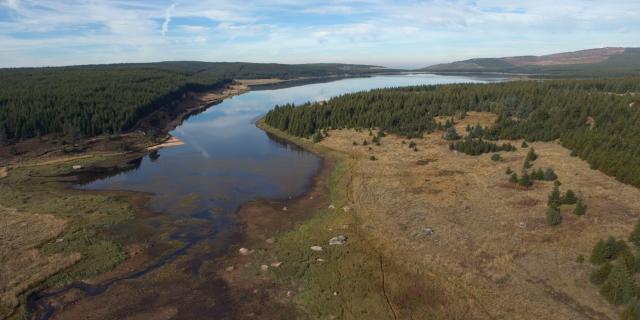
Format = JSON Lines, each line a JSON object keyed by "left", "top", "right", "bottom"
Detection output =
{"left": 80, "top": 74, "right": 495, "bottom": 217}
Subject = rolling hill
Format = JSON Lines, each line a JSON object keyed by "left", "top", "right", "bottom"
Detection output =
{"left": 420, "top": 47, "right": 640, "bottom": 76}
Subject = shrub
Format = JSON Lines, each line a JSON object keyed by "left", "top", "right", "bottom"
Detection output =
{"left": 362, "top": 139, "right": 369, "bottom": 146}
{"left": 590, "top": 262, "right": 613, "bottom": 285}
{"left": 408, "top": 141, "right": 416, "bottom": 148}
{"left": 576, "top": 255, "right": 585, "bottom": 263}
{"left": 600, "top": 263, "right": 636, "bottom": 305}
{"left": 506, "top": 167, "right": 512, "bottom": 174}
{"left": 510, "top": 173, "right": 518, "bottom": 184}
{"left": 629, "top": 221, "right": 640, "bottom": 247}
{"left": 369, "top": 155, "right": 376, "bottom": 161}
{"left": 491, "top": 153, "right": 502, "bottom": 161}
{"left": 574, "top": 199, "right": 587, "bottom": 216}
{"left": 312, "top": 132, "right": 323, "bottom": 143}
{"left": 521, "top": 141, "right": 528, "bottom": 148}
{"left": 546, "top": 207, "right": 562, "bottom": 226}
{"left": 553, "top": 180, "right": 561, "bottom": 187}
{"left": 562, "top": 189, "right": 578, "bottom": 204}
{"left": 352, "top": 141, "right": 358, "bottom": 146}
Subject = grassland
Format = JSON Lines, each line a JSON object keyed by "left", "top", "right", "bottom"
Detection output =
{"left": 0, "top": 150, "right": 152, "bottom": 319}
{"left": 256, "top": 112, "right": 640, "bottom": 319}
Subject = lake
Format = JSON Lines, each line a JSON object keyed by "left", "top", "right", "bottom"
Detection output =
{"left": 37, "top": 74, "right": 502, "bottom": 319}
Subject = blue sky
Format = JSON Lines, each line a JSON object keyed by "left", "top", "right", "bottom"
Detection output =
{"left": 0, "top": 0, "right": 638, "bottom": 68}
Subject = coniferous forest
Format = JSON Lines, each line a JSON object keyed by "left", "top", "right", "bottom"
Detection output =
{"left": 264, "top": 77, "right": 640, "bottom": 187}
{"left": 0, "top": 62, "right": 387, "bottom": 142}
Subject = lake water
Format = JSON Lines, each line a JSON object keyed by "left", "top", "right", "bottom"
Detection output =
{"left": 36, "top": 73, "right": 504, "bottom": 318}
{"left": 81, "top": 74, "right": 499, "bottom": 218}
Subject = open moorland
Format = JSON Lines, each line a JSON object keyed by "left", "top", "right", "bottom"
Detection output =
{"left": 255, "top": 111, "right": 640, "bottom": 319}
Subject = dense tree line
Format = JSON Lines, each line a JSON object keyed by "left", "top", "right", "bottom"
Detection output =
{"left": 449, "top": 137, "right": 516, "bottom": 155}
{"left": 0, "top": 61, "right": 389, "bottom": 142}
{"left": 0, "top": 65, "right": 229, "bottom": 141}
{"left": 264, "top": 77, "right": 640, "bottom": 187}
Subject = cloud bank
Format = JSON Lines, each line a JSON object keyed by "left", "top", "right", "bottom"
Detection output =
{"left": 0, "top": 0, "right": 638, "bottom": 68}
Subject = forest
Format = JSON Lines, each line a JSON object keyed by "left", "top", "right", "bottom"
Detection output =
{"left": 264, "top": 77, "right": 640, "bottom": 187}
{"left": 0, "top": 62, "right": 388, "bottom": 142}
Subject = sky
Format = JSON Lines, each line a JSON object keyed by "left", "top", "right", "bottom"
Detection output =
{"left": 0, "top": 0, "right": 638, "bottom": 68}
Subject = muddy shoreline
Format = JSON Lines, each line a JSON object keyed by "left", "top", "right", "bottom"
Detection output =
{"left": 19, "top": 82, "right": 344, "bottom": 320}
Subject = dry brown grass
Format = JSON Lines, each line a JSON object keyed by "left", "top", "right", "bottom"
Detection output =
{"left": 0, "top": 206, "right": 80, "bottom": 315}
{"left": 316, "top": 111, "right": 636, "bottom": 319}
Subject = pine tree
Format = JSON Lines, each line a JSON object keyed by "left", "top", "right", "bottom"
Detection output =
{"left": 491, "top": 153, "right": 501, "bottom": 161}
{"left": 519, "top": 171, "right": 533, "bottom": 187}
{"left": 548, "top": 185, "right": 561, "bottom": 208}
{"left": 629, "top": 221, "right": 640, "bottom": 247}
{"left": 591, "top": 237, "right": 629, "bottom": 265}
{"left": 506, "top": 167, "right": 512, "bottom": 174}
{"left": 600, "top": 263, "right": 636, "bottom": 305}
{"left": 510, "top": 173, "right": 518, "bottom": 184}
{"left": 543, "top": 168, "right": 558, "bottom": 181}
{"left": 444, "top": 127, "right": 460, "bottom": 140}
{"left": 521, "top": 141, "right": 528, "bottom": 148}
{"left": 574, "top": 199, "right": 587, "bottom": 216}
{"left": 546, "top": 207, "right": 562, "bottom": 226}
{"left": 562, "top": 189, "right": 578, "bottom": 204}
{"left": 526, "top": 148, "right": 539, "bottom": 162}
{"left": 590, "top": 262, "right": 613, "bottom": 285}
{"left": 621, "top": 298, "right": 640, "bottom": 320}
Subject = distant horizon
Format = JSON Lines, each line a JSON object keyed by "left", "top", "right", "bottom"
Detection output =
{"left": 1, "top": 0, "right": 639, "bottom": 68}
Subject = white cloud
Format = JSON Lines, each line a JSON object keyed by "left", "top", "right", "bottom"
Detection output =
{"left": 162, "top": 3, "right": 176, "bottom": 36}
{"left": 0, "top": 0, "right": 639, "bottom": 67}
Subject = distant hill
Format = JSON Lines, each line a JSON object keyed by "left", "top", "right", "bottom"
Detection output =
{"left": 420, "top": 47, "right": 640, "bottom": 76}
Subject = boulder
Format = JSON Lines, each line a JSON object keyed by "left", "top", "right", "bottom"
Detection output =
{"left": 329, "top": 235, "right": 347, "bottom": 245}
{"left": 310, "top": 246, "right": 323, "bottom": 251}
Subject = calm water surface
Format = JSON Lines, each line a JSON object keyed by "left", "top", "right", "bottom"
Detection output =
{"left": 32, "top": 74, "right": 504, "bottom": 319}
{"left": 81, "top": 74, "right": 498, "bottom": 217}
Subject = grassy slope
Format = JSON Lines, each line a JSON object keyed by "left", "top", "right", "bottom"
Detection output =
{"left": 256, "top": 120, "right": 453, "bottom": 319}
{"left": 0, "top": 153, "right": 149, "bottom": 319}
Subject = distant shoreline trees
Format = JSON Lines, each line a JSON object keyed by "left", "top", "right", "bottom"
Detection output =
{"left": 265, "top": 77, "right": 640, "bottom": 188}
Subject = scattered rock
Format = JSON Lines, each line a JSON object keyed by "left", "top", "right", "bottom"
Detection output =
{"left": 239, "top": 247, "right": 251, "bottom": 256}
{"left": 286, "top": 290, "right": 293, "bottom": 297}
{"left": 265, "top": 238, "right": 275, "bottom": 244}
{"left": 282, "top": 206, "right": 288, "bottom": 211}
{"left": 56, "top": 238, "right": 64, "bottom": 243}
{"left": 333, "top": 291, "right": 339, "bottom": 296}
{"left": 329, "top": 235, "right": 347, "bottom": 245}
{"left": 317, "top": 258, "right": 325, "bottom": 262}
{"left": 342, "top": 206, "right": 350, "bottom": 212}
{"left": 270, "top": 262, "right": 282, "bottom": 268}
{"left": 310, "top": 246, "right": 323, "bottom": 252}
{"left": 518, "top": 222, "right": 527, "bottom": 229}
{"left": 260, "top": 264, "right": 269, "bottom": 271}
{"left": 72, "top": 165, "right": 82, "bottom": 170}
{"left": 328, "top": 204, "right": 336, "bottom": 209}
{"left": 226, "top": 266, "right": 235, "bottom": 272}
